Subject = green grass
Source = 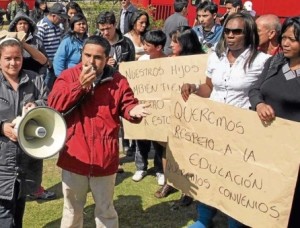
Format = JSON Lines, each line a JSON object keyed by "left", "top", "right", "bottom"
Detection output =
{"left": 23, "top": 155, "right": 198, "bottom": 228}
{"left": 79, "top": 1, "right": 123, "bottom": 34}
{"left": 17, "top": 2, "right": 225, "bottom": 226}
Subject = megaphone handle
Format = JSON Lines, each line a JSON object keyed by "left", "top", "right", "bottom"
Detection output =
{"left": 23, "top": 102, "right": 36, "bottom": 114}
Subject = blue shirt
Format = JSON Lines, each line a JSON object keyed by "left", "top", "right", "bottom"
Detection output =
{"left": 53, "top": 35, "right": 85, "bottom": 77}
{"left": 193, "top": 24, "right": 223, "bottom": 53}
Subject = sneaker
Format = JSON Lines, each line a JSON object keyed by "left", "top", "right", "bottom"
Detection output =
{"left": 132, "top": 170, "right": 147, "bottom": 182}
{"left": 156, "top": 172, "right": 165, "bottom": 186}
{"left": 28, "top": 190, "right": 56, "bottom": 200}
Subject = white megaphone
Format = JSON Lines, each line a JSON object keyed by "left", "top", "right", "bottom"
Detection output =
{"left": 13, "top": 107, "right": 67, "bottom": 159}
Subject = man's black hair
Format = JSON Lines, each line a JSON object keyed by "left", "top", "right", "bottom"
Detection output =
{"left": 174, "top": 0, "right": 188, "bottom": 13}
{"left": 225, "top": 0, "right": 243, "bottom": 8}
{"left": 197, "top": 1, "right": 218, "bottom": 14}
{"left": 83, "top": 35, "right": 111, "bottom": 57}
{"left": 96, "top": 11, "right": 116, "bottom": 25}
{"left": 142, "top": 30, "right": 167, "bottom": 48}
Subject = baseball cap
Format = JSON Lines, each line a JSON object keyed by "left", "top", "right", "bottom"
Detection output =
{"left": 49, "top": 3, "right": 68, "bottom": 19}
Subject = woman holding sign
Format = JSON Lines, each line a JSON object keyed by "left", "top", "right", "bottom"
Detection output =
{"left": 249, "top": 16, "right": 300, "bottom": 228}
{"left": 181, "top": 12, "right": 270, "bottom": 228}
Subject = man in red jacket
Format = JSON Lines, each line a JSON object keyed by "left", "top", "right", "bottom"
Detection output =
{"left": 48, "top": 35, "right": 149, "bottom": 228}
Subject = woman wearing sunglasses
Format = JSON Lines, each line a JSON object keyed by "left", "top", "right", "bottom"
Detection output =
{"left": 181, "top": 12, "right": 270, "bottom": 228}
{"left": 249, "top": 16, "right": 300, "bottom": 228}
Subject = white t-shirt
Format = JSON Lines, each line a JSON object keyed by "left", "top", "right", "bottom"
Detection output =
{"left": 138, "top": 54, "right": 150, "bottom": 61}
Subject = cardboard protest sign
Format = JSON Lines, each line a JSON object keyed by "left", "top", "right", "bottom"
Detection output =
{"left": 166, "top": 93, "right": 300, "bottom": 228}
{"left": 119, "top": 54, "right": 208, "bottom": 141}
{"left": 122, "top": 99, "right": 171, "bottom": 141}
{"left": 0, "top": 31, "right": 26, "bottom": 41}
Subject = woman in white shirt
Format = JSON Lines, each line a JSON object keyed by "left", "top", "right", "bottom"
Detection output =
{"left": 181, "top": 12, "right": 270, "bottom": 228}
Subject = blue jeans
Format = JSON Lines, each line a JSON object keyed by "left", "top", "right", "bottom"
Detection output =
{"left": 135, "top": 140, "right": 163, "bottom": 172}
{"left": 192, "top": 201, "right": 247, "bottom": 228}
{"left": 188, "top": 221, "right": 205, "bottom": 228}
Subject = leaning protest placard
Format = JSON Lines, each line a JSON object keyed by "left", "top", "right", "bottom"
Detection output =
{"left": 119, "top": 54, "right": 208, "bottom": 141}
{"left": 166, "top": 93, "right": 300, "bottom": 228}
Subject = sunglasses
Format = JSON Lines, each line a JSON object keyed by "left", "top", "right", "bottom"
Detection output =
{"left": 224, "top": 28, "right": 244, "bottom": 36}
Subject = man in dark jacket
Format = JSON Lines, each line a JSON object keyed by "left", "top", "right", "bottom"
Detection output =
{"left": 117, "top": 0, "right": 137, "bottom": 34}
{"left": 95, "top": 11, "right": 135, "bottom": 69}
{"left": 96, "top": 11, "right": 137, "bottom": 159}
{"left": 48, "top": 35, "right": 149, "bottom": 227}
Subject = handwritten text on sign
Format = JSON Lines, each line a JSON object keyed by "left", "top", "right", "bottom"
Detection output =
{"left": 119, "top": 55, "right": 208, "bottom": 141}
{"left": 119, "top": 54, "right": 207, "bottom": 100}
{"left": 166, "top": 93, "right": 300, "bottom": 228}
{"left": 123, "top": 100, "right": 171, "bottom": 141}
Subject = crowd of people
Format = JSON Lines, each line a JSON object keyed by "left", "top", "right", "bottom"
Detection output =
{"left": 0, "top": 0, "right": 299, "bottom": 227}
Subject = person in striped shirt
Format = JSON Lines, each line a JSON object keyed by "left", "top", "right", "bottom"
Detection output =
{"left": 36, "top": 3, "right": 68, "bottom": 90}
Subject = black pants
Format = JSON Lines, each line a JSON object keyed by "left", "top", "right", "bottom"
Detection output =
{"left": 0, "top": 182, "right": 26, "bottom": 228}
